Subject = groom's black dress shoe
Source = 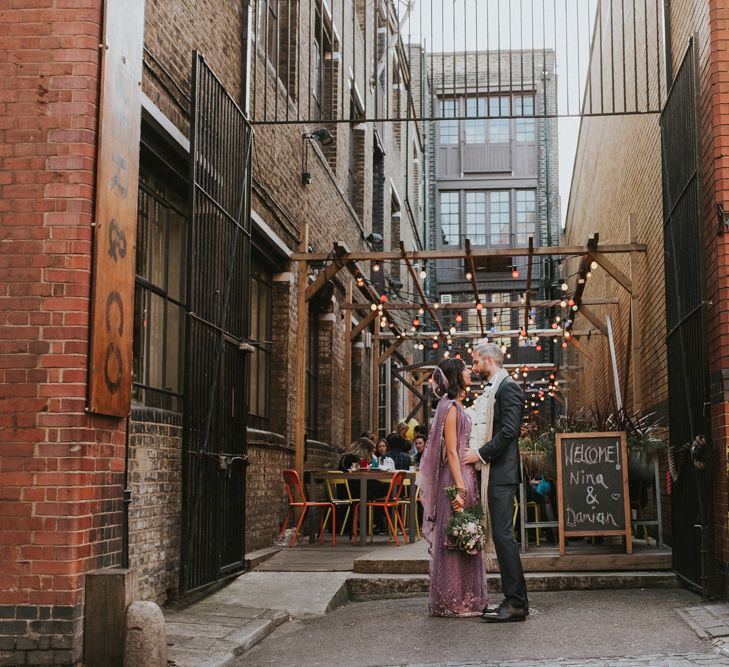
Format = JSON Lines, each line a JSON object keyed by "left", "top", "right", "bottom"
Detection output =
{"left": 481, "top": 604, "right": 527, "bottom": 623}
{"left": 483, "top": 600, "right": 529, "bottom": 617}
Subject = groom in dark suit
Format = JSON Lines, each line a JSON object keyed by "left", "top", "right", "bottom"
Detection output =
{"left": 462, "top": 341, "right": 529, "bottom": 623}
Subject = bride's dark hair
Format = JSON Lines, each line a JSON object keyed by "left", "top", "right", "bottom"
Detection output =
{"left": 432, "top": 357, "right": 467, "bottom": 401}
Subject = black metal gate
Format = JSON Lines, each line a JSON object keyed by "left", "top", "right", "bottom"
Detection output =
{"left": 181, "top": 52, "right": 253, "bottom": 594}
{"left": 660, "top": 39, "right": 713, "bottom": 595}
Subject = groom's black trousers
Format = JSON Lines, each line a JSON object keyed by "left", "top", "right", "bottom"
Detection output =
{"left": 488, "top": 483, "right": 529, "bottom": 610}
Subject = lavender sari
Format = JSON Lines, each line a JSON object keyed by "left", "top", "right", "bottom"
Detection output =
{"left": 419, "top": 396, "right": 486, "bottom": 617}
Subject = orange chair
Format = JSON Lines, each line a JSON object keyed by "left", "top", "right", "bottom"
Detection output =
{"left": 353, "top": 471, "right": 409, "bottom": 546}
{"left": 279, "top": 469, "right": 336, "bottom": 547}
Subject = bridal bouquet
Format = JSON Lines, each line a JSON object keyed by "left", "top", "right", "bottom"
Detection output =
{"left": 443, "top": 486, "right": 488, "bottom": 555}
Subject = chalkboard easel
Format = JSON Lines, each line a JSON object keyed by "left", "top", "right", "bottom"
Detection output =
{"left": 556, "top": 432, "right": 632, "bottom": 556}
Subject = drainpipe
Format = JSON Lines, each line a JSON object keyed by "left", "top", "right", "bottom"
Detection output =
{"left": 663, "top": 0, "right": 673, "bottom": 88}
{"left": 242, "top": 0, "right": 253, "bottom": 116}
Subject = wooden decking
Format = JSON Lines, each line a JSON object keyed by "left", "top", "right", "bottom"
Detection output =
{"left": 255, "top": 537, "right": 672, "bottom": 575}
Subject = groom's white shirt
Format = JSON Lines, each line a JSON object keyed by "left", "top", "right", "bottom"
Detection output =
{"left": 465, "top": 384, "right": 492, "bottom": 467}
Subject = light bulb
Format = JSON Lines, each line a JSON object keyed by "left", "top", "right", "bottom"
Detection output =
{"left": 476, "top": 303, "right": 483, "bottom": 311}
{"left": 561, "top": 282, "right": 568, "bottom": 291}
{"left": 465, "top": 271, "right": 473, "bottom": 281}
{"left": 370, "top": 303, "right": 378, "bottom": 311}
{"left": 591, "top": 260, "right": 598, "bottom": 270}
{"left": 418, "top": 307, "right": 425, "bottom": 315}
{"left": 373, "top": 262, "right": 380, "bottom": 272}
{"left": 433, "top": 303, "right": 439, "bottom": 309}
{"left": 420, "top": 269, "right": 427, "bottom": 279}
{"left": 560, "top": 300, "right": 567, "bottom": 308}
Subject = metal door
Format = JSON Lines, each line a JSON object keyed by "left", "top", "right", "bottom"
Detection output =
{"left": 660, "top": 39, "right": 713, "bottom": 594}
{"left": 181, "top": 52, "right": 253, "bottom": 594}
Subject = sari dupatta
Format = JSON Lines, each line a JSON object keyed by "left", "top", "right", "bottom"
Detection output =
{"left": 419, "top": 397, "right": 456, "bottom": 545}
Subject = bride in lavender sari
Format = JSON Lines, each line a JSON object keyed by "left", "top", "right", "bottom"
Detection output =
{"left": 419, "top": 358, "right": 486, "bottom": 617}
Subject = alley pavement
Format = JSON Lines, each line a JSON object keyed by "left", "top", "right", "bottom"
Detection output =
{"left": 237, "top": 589, "right": 721, "bottom": 667}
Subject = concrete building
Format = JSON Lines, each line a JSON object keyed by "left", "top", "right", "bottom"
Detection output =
{"left": 0, "top": 1, "right": 423, "bottom": 663}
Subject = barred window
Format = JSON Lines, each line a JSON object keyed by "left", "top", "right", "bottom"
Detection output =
{"left": 249, "top": 257, "right": 272, "bottom": 429}
{"left": 465, "top": 97, "right": 486, "bottom": 144}
{"left": 133, "top": 145, "right": 187, "bottom": 411}
{"left": 514, "top": 94, "right": 536, "bottom": 142}
{"left": 488, "top": 96, "right": 510, "bottom": 144}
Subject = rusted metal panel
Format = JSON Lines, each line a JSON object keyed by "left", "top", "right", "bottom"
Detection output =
{"left": 88, "top": 0, "right": 145, "bottom": 417}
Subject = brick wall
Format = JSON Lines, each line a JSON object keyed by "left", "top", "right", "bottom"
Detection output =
{"left": 127, "top": 406, "right": 182, "bottom": 605}
{"left": 0, "top": 2, "right": 127, "bottom": 664}
{"left": 562, "top": 0, "right": 669, "bottom": 541}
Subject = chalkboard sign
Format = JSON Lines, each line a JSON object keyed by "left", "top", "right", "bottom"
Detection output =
{"left": 556, "top": 432, "right": 632, "bottom": 555}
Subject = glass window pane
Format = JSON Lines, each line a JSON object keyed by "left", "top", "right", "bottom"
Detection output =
{"left": 516, "top": 190, "right": 537, "bottom": 246}
{"left": 165, "top": 304, "right": 183, "bottom": 394}
{"left": 465, "top": 192, "right": 487, "bottom": 246}
{"left": 515, "top": 118, "right": 535, "bottom": 142}
{"left": 439, "top": 99, "right": 459, "bottom": 144}
{"left": 489, "top": 191, "right": 510, "bottom": 245}
{"left": 439, "top": 191, "right": 460, "bottom": 246}
{"left": 147, "top": 292, "right": 165, "bottom": 390}
{"left": 488, "top": 119, "right": 510, "bottom": 143}
{"left": 465, "top": 98, "right": 486, "bottom": 144}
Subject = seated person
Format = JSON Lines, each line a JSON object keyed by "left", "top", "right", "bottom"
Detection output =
{"left": 374, "top": 438, "right": 389, "bottom": 465}
{"left": 386, "top": 422, "right": 411, "bottom": 454}
{"left": 410, "top": 435, "right": 426, "bottom": 464}
{"left": 338, "top": 436, "right": 376, "bottom": 472}
{"left": 386, "top": 447, "right": 411, "bottom": 471}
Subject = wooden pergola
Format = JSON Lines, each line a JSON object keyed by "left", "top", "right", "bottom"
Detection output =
{"left": 292, "top": 225, "right": 646, "bottom": 475}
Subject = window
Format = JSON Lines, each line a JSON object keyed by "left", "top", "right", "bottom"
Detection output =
{"left": 312, "top": 4, "right": 334, "bottom": 120}
{"left": 439, "top": 99, "right": 459, "bottom": 144}
{"left": 264, "top": 0, "right": 279, "bottom": 70}
{"left": 348, "top": 91, "right": 365, "bottom": 215}
{"left": 465, "top": 98, "right": 486, "bottom": 144}
{"left": 306, "top": 309, "right": 319, "bottom": 439}
{"left": 439, "top": 191, "right": 460, "bottom": 246}
{"left": 516, "top": 190, "right": 537, "bottom": 245}
{"left": 249, "top": 257, "right": 272, "bottom": 429}
{"left": 514, "top": 94, "right": 536, "bottom": 142}
{"left": 133, "top": 149, "right": 187, "bottom": 411}
{"left": 465, "top": 192, "right": 487, "bottom": 245}
{"left": 489, "top": 191, "right": 510, "bottom": 245}
{"left": 488, "top": 96, "right": 510, "bottom": 143}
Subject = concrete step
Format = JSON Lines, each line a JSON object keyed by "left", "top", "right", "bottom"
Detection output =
{"left": 346, "top": 570, "right": 680, "bottom": 601}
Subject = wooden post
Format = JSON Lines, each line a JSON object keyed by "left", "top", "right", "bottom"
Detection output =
{"left": 294, "top": 224, "right": 309, "bottom": 477}
{"left": 344, "top": 281, "right": 353, "bottom": 447}
{"left": 629, "top": 214, "right": 643, "bottom": 412}
{"left": 371, "top": 327, "right": 380, "bottom": 435}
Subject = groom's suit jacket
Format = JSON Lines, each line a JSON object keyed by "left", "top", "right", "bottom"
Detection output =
{"left": 476, "top": 377, "right": 524, "bottom": 486}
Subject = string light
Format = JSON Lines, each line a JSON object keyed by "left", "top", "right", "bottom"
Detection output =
{"left": 380, "top": 294, "right": 387, "bottom": 303}
{"left": 413, "top": 317, "right": 420, "bottom": 327}
{"left": 418, "top": 307, "right": 425, "bottom": 315}
{"left": 591, "top": 260, "right": 598, "bottom": 270}
{"left": 562, "top": 341, "right": 568, "bottom": 348}
{"left": 373, "top": 262, "right": 380, "bottom": 272}
{"left": 433, "top": 303, "right": 439, "bottom": 309}
{"left": 465, "top": 271, "right": 473, "bottom": 281}
{"left": 561, "top": 282, "right": 569, "bottom": 291}
{"left": 476, "top": 303, "right": 483, "bottom": 311}
{"left": 455, "top": 311, "right": 463, "bottom": 323}
{"left": 511, "top": 265, "right": 520, "bottom": 279}
{"left": 432, "top": 342, "right": 439, "bottom": 349}
{"left": 420, "top": 264, "right": 427, "bottom": 279}
{"left": 560, "top": 300, "right": 567, "bottom": 308}
{"left": 370, "top": 303, "right": 378, "bottom": 311}
{"left": 443, "top": 350, "right": 450, "bottom": 358}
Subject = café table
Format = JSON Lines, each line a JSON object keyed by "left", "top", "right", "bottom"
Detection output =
{"left": 309, "top": 469, "right": 418, "bottom": 546}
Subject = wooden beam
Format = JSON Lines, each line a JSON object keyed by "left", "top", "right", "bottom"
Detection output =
{"left": 291, "top": 242, "right": 648, "bottom": 262}
{"left": 350, "top": 309, "right": 377, "bottom": 340}
{"left": 590, "top": 251, "right": 633, "bottom": 294}
{"left": 378, "top": 328, "right": 600, "bottom": 339}
{"left": 340, "top": 297, "right": 622, "bottom": 310}
{"left": 371, "top": 328, "right": 380, "bottom": 434}
{"left": 464, "top": 239, "right": 485, "bottom": 335}
{"left": 629, "top": 214, "right": 643, "bottom": 411}
{"left": 378, "top": 337, "right": 404, "bottom": 365}
{"left": 405, "top": 396, "right": 426, "bottom": 423}
{"left": 305, "top": 244, "right": 349, "bottom": 301}
{"left": 343, "top": 280, "right": 353, "bottom": 448}
{"left": 400, "top": 241, "right": 445, "bottom": 337}
{"left": 294, "top": 224, "right": 309, "bottom": 477}
{"left": 578, "top": 305, "right": 609, "bottom": 338}
{"left": 391, "top": 367, "right": 425, "bottom": 401}
{"left": 569, "top": 334, "right": 594, "bottom": 362}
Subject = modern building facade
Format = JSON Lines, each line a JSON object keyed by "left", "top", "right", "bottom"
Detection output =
{"left": 427, "top": 50, "right": 560, "bottom": 382}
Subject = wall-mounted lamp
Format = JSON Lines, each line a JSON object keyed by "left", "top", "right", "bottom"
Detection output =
{"left": 363, "top": 232, "right": 383, "bottom": 245}
{"left": 301, "top": 128, "right": 334, "bottom": 185}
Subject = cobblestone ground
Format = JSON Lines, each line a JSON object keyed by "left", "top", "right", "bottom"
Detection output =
{"left": 240, "top": 590, "right": 719, "bottom": 667}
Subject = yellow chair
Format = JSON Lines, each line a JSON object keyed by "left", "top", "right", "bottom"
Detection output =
{"left": 398, "top": 479, "right": 421, "bottom": 539}
{"left": 322, "top": 478, "right": 359, "bottom": 536}
{"left": 513, "top": 497, "right": 541, "bottom": 546}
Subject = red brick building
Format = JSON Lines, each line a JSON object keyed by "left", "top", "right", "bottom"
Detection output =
{"left": 1, "top": 0, "right": 423, "bottom": 663}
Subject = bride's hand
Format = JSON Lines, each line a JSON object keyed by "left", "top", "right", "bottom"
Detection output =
{"left": 450, "top": 493, "right": 465, "bottom": 511}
